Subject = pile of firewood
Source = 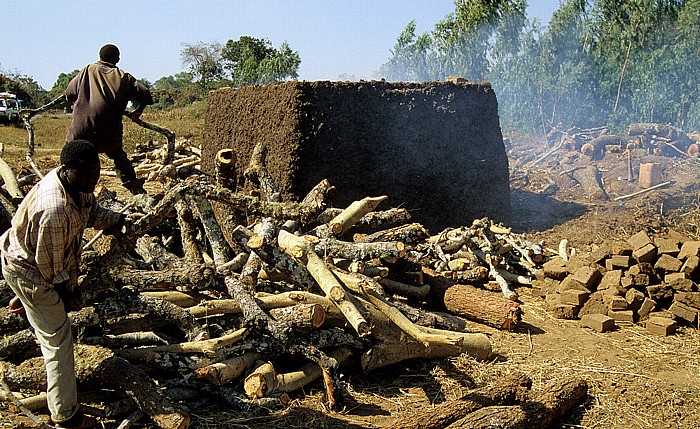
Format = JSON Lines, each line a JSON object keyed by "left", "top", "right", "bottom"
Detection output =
{"left": 0, "top": 141, "right": 590, "bottom": 428}
{"left": 535, "top": 230, "right": 700, "bottom": 334}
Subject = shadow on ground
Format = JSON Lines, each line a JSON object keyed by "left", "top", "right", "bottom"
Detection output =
{"left": 509, "top": 189, "right": 589, "bottom": 232}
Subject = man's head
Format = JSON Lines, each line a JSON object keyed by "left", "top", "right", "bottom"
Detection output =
{"left": 61, "top": 140, "right": 101, "bottom": 193}
{"left": 99, "top": 44, "right": 120, "bottom": 65}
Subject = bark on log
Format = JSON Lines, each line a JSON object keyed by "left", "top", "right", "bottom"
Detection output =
{"left": 387, "top": 372, "right": 532, "bottom": 429}
{"left": 215, "top": 148, "right": 238, "bottom": 192}
{"left": 389, "top": 299, "right": 468, "bottom": 332}
{"left": 243, "top": 347, "right": 352, "bottom": 399}
{"left": 313, "top": 238, "right": 406, "bottom": 261}
{"left": 446, "top": 378, "right": 588, "bottom": 429}
{"left": 135, "top": 235, "right": 182, "bottom": 270}
{"left": 278, "top": 229, "right": 370, "bottom": 337}
{"left": 245, "top": 221, "right": 318, "bottom": 291}
{"left": 268, "top": 303, "right": 326, "bottom": 331}
{"left": 379, "top": 278, "right": 430, "bottom": 300}
{"left": 193, "top": 352, "right": 263, "bottom": 386}
{"left": 189, "top": 194, "right": 232, "bottom": 266}
{"left": 356, "top": 223, "right": 430, "bottom": 245}
{"left": 109, "top": 263, "right": 215, "bottom": 292}
{"left": 298, "top": 179, "right": 335, "bottom": 226}
{"left": 571, "top": 165, "right": 609, "bottom": 201}
{"left": 444, "top": 284, "right": 522, "bottom": 330}
{"left": 186, "top": 291, "right": 344, "bottom": 320}
{"left": 317, "top": 207, "right": 411, "bottom": 229}
{"left": 244, "top": 142, "right": 281, "bottom": 202}
{"left": 175, "top": 199, "right": 205, "bottom": 264}
{"left": 140, "top": 291, "right": 201, "bottom": 308}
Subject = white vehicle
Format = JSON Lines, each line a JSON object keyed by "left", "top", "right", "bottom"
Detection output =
{"left": 0, "top": 92, "right": 21, "bottom": 124}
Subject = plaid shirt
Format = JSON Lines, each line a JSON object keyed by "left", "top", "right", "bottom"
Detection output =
{"left": 0, "top": 168, "right": 122, "bottom": 289}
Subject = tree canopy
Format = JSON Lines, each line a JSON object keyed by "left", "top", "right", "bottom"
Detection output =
{"left": 380, "top": 0, "right": 700, "bottom": 133}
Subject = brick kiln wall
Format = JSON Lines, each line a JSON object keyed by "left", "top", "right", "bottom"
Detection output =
{"left": 203, "top": 80, "right": 511, "bottom": 232}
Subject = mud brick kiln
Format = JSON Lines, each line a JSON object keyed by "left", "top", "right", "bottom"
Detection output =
{"left": 201, "top": 80, "right": 511, "bottom": 232}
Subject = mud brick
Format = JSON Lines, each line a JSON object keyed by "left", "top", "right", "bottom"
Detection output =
{"left": 590, "top": 242, "right": 612, "bottom": 264}
{"left": 654, "top": 237, "right": 680, "bottom": 256}
{"left": 628, "top": 262, "right": 655, "bottom": 277}
{"left": 625, "top": 288, "right": 645, "bottom": 311}
{"left": 556, "top": 276, "right": 590, "bottom": 294}
{"left": 669, "top": 301, "right": 698, "bottom": 324}
{"left": 608, "top": 296, "right": 628, "bottom": 311}
{"left": 580, "top": 313, "right": 615, "bottom": 332}
{"left": 620, "top": 275, "right": 634, "bottom": 290}
{"left": 552, "top": 304, "right": 579, "bottom": 320}
{"left": 566, "top": 253, "right": 592, "bottom": 274}
{"left": 637, "top": 298, "right": 656, "bottom": 320}
{"left": 675, "top": 292, "right": 700, "bottom": 309}
{"left": 631, "top": 273, "right": 652, "bottom": 288}
{"left": 627, "top": 231, "right": 654, "bottom": 250}
{"left": 668, "top": 278, "right": 694, "bottom": 293}
{"left": 654, "top": 254, "right": 683, "bottom": 274}
{"left": 681, "top": 255, "right": 699, "bottom": 277}
{"left": 599, "top": 270, "right": 622, "bottom": 290}
{"left": 608, "top": 309, "right": 634, "bottom": 324}
{"left": 664, "top": 272, "right": 688, "bottom": 283}
{"left": 580, "top": 291, "right": 608, "bottom": 317}
{"left": 633, "top": 243, "right": 657, "bottom": 264}
{"left": 543, "top": 257, "right": 568, "bottom": 280}
{"left": 606, "top": 255, "right": 632, "bottom": 270}
{"left": 646, "top": 316, "right": 677, "bottom": 336}
{"left": 646, "top": 284, "right": 674, "bottom": 301}
{"left": 561, "top": 289, "right": 590, "bottom": 306}
{"left": 571, "top": 266, "right": 603, "bottom": 291}
{"left": 678, "top": 241, "right": 700, "bottom": 261}
{"left": 610, "top": 242, "right": 633, "bottom": 256}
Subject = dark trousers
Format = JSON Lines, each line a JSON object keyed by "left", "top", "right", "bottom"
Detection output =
{"left": 105, "top": 148, "right": 137, "bottom": 184}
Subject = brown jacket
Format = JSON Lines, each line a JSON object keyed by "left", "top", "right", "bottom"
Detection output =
{"left": 66, "top": 61, "right": 153, "bottom": 153}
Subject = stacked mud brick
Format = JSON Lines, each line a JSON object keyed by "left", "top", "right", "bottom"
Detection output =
{"left": 532, "top": 231, "right": 700, "bottom": 335}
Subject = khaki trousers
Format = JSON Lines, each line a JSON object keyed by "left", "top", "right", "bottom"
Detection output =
{"left": 2, "top": 267, "right": 78, "bottom": 423}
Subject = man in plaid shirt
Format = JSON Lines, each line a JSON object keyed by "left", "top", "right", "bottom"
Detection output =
{"left": 1, "top": 140, "right": 125, "bottom": 429}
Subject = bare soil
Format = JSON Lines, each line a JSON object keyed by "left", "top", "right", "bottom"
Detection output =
{"left": 2, "top": 121, "right": 700, "bottom": 429}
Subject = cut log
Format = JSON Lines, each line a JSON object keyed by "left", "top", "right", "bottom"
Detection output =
{"left": 355, "top": 222, "right": 430, "bottom": 245}
{"left": 0, "top": 156, "right": 23, "bottom": 202}
{"left": 446, "top": 377, "right": 588, "bottom": 429}
{"left": 110, "top": 263, "right": 215, "bottom": 292}
{"left": 323, "top": 195, "right": 388, "bottom": 236}
{"left": 244, "top": 142, "right": 281, "bottom": 202}
{"left": 387, "top": 372, "right": 532, "bottom": 429}
{"left": 268, "top": 303, "right": 326, "bottom": 331}
{"left": 193, "top": 352, "right": 263, "bottom": 386}
{"left": 444, "top": 284, "right": 522, "bottom": 330}
{"left": 313, "top": 238, "right": 406, "bottom": 261}
{"left": 175, "top": 199, "right": 205, "bottom": 264}
{"left": 215, "top": 148, "right": 237, "bottom": 191}
{"left": 189, "top": 194, "right": 233, "bottom": 266}
{"left": 571, "top": 165, "right": 609, "bottom": 201}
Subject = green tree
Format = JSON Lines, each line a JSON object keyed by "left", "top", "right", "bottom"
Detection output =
{"left": 153, "top": 72, "right": 194, "bottom": 89}
{"left": 220, "top": 36, "right": 300, "bottom": 86}
{"left": 180, "top": 42, "right": 224, "bottom": 89}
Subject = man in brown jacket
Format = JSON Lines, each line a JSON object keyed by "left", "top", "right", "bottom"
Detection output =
{"left": 65, "top": 44, "right": 153, "bottom": 194}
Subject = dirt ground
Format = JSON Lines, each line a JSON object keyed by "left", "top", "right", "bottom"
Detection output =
{"left": 2, "top": 125, "right": 700, "bottom": 428}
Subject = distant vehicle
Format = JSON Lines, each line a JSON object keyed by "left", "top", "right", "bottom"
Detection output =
{"left": 0, "top": 92, "right": 22, "bottom": 124}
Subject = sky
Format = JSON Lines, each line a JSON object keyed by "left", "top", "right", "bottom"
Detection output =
{"left": 2, "top": 1, "right": 560, "bottom": 90}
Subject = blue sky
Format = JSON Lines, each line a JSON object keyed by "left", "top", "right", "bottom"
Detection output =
{"left": 3, "top": 1, "right": 559, "bottom": 90}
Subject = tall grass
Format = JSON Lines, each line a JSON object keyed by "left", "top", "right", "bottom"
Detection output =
{"left": 0, "top": 101, "right": 207, "bottom": 171}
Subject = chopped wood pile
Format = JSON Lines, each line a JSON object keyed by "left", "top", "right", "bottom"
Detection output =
{"left": 534, "top": 231, "right": 700, "bottom": 334}
{"left": 0, "top": 140, "right": 592, "bottom": 428}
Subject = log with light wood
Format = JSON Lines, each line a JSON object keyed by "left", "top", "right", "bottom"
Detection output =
{"left": 244, "top": 142, "right": 281, "bottom": 202}
{"left": 443, "top": 284, "right": 522, "bottom": 330}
